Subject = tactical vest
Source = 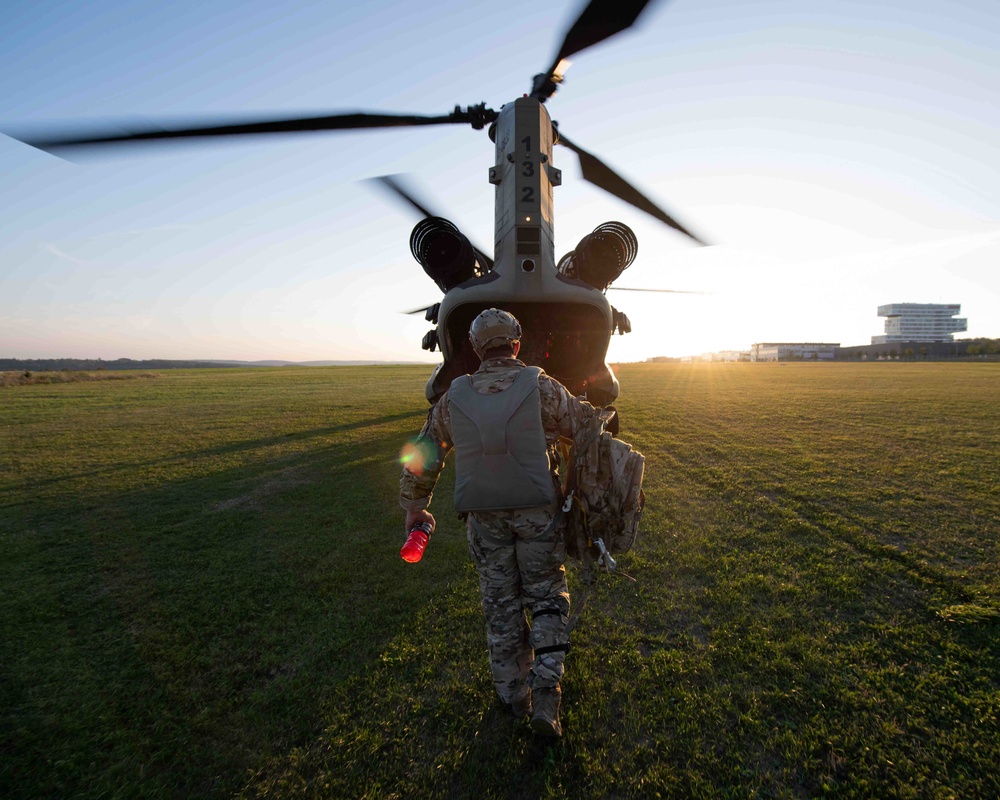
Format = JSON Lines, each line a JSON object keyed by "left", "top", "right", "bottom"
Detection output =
{"left": 448, "top": 366, "right": 556, "bottom": 513}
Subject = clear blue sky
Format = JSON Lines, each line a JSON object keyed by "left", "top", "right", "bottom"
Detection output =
{"left": 3, "top": 0, "right": 998, "bottom": 362}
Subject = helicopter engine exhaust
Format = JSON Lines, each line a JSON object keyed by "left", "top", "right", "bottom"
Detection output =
{"left": 557, "top": 221, "right": 638, "bottom": 291}
{"left": 409, "top": 217, "right": 480, "bottom": 292}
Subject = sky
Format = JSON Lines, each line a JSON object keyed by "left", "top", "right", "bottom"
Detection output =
{"left": 2, "top": 0, "right": 998, "bottom": 363}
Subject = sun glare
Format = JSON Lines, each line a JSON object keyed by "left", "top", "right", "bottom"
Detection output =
{"left": 398, "top": 438, "right": 439, "bottom": 477}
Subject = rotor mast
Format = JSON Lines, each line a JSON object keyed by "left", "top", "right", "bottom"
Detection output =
{"left": 489, "top": 97, "right": 561, "bottom": 278}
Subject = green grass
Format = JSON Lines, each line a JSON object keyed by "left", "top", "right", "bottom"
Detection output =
{"left": 2, "top": 363, "right": 998, "bottom": 798}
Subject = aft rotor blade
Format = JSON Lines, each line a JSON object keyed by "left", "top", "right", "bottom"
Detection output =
{"left": 370, "top": 174, "right": 495, "bottom": 271}
{"left": 557, "top": 131, "right": 708, "bottom": 245}
{"left": 534, "top": 0, "right": 658, "bottom": 99}
{"left": 403, "top": 305, "right": 436, "bottom": 315}
{"left": 12, "top": 110, "right": 471, "bottom": 154}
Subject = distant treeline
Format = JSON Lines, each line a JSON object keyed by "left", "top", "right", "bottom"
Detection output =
{"left": 837, "top": 337, "right": 1000, "bottom": 361}
{"left": 0, "top": 358, "right": 228, "bottom": 372}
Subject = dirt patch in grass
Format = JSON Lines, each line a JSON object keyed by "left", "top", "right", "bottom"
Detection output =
{"left": 1, "top": 370, "right": 160, "bottom": 387}
{"left": 209, "top": 465, "right": 313, "bottom": 512}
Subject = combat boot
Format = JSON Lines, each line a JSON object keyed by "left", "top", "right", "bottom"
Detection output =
{"left": 529, "top": 686, "right": 562, "bottom": 737}
{"left": 509, "top": 690, "right": 532, "bottom": 718}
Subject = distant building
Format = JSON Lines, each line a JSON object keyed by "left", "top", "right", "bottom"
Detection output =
{"left": 751, "top": 343, "right": 839, "bottom": 362}
{"left": 713, "top": 350, "right": 750, "bottom": 362}
{"left": 872, "top": 303, "right": 967, "bottom": 344}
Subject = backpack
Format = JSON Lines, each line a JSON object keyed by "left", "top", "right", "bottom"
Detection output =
{"left": 561, "top": 409, "right": 646, "bottom": 579}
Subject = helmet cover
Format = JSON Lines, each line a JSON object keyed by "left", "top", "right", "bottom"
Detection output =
{"left": 469, "top": 308, "right": 522, "bottom": 356}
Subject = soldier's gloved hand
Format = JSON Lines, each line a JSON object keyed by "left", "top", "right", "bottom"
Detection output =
{"left": 405, "top": 508, "right": 435, "bottom": 534}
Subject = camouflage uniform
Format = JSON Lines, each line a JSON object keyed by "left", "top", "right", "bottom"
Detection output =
{"left": 399, "top": 356, "right": 598, "bottom": 704}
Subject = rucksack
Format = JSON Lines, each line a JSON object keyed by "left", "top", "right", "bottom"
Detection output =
{"left": 561, "top": 409, "right": 645, "bottom": 580}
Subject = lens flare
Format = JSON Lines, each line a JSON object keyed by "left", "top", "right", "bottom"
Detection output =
{"left": 399, "top": 438, "right": 437, "bottom": 477}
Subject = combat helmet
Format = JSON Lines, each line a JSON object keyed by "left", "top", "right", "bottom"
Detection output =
{"left": 469, "top": 308, "right": 522, "bottom": 357}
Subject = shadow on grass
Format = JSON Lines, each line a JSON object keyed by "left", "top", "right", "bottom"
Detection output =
{"left": 238, "top": 571, "right": 581, "bottom": 800}
{"left": 1, "top": 413, "right": 465, "bottom": 798}
{"left": 6, "top": 409, "right": 429, "bottom": 497}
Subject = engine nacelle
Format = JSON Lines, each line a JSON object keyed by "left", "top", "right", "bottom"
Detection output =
{"left": 557, "top": 221, "right": 638, "bottom": 291}
{"left": 409, "top": 217, "right": 480, "bottom": 292}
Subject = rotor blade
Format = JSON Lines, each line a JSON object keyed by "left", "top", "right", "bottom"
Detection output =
{"left": 533, "top": 0, "right": 658, "bottom": 98}
{"left": 608, "top": 286, "right": 705, "bottom": 293}
{"left": 371, "top": 175, "right": 440, "bottom": 220}
{"left": 403, "top": 305, "right": 436, "bottom": 315}
{"left": 369, "top": 174, "right": 495, "bottom": 271}
{"left": 554, "top": 0, "right": 656, "bottom": 67}
{"left": 11, "top": 110, "right": 470, "bottom": 154}
{"left": 557, "top": 131, "right": 708, "bottom": 245}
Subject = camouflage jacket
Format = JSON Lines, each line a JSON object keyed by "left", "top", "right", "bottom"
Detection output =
{"left": 399, "top": 357, "right": 600, "bottom": 512}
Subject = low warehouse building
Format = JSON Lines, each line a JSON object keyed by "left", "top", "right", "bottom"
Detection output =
{"left": 751, "top": 342, "right": 839, "bottom": 362}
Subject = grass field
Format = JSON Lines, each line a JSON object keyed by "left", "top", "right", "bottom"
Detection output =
{"left": 2, "top": 362, "right": 998, "bottom": 799}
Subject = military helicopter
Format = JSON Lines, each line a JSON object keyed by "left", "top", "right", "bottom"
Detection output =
{"left": 8, "top": 0, "right": 706, "bottom": 408}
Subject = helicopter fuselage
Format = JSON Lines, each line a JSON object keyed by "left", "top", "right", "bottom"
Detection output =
{"left": 425, "top": 97, "right": 620, "bottom": 405}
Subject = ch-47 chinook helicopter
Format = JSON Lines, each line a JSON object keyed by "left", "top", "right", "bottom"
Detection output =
{"left": 9, "top": 0, "right": 707, "bottom": 411}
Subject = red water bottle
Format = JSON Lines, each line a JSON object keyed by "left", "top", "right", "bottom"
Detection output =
{"left": 400, "top": 520, "right": 434, "bottom": 563}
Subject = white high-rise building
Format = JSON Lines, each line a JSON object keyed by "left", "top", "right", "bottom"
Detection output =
{"left": 872, "top": 303, "right": 967, "bottom": 344}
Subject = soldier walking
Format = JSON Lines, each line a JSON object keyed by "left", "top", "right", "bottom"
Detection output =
{"left": 399, "top": 308, "right": 600, "bottom": 737}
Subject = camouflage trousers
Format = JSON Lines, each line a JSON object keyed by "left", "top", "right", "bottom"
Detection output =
{"left": 466, "top": 502, "right": 570, "bottom": 704}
